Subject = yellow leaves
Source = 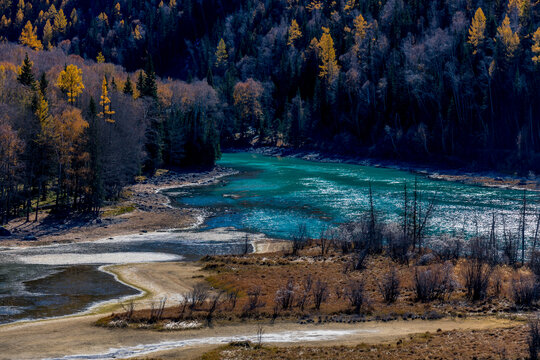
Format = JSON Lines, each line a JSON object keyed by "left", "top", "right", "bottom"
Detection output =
{"left": 532, "top": 28, "right": 540, "bottom": 64}
{"left": 307, "top": 0, "right": 323, "bottom": 12}
{"left": 50, "top": 107, "right": 88, "bottom": 166}
{"left": 233, "top": 78, "right": 264, "bottom": 125}
{"left": 34, "top": 90, "right": 50, "bottom": 132}
{"left": 99, "top": 77, "right": 115, "bottom": 123}
{"left": 318, "top": 27, "right": 340, "bottom": 82}
{"left": 215, "top": 38, "right": 228, "bottom": 68}
{"left": 19, "top": 21, "right": 43, "bottom": 51}
{"left": 497, "top": 15, "right": 520, "bottom": 58}
{"left": 468, "top": 8, "right": 486, "bottom": 54}
{"left": 98, "top": 12, "right": 109, "bottom": 26}
{"left": 508, "top": 0, "right": 529, "bottom": 18}
{"left": 353, "top": 14, "right": 369, "bottom": 40}
{"left": 287, "top": 19, "right": 302, "bottom": 47}
{"left": 53, "top": 8, "right": 67, "bottom": 33}
{"left": 344, "top": 0, "right": 356, "bottom": 12}
{"left": 133, "top": 24, "right": 143, "bottom": 40}
{"left": 56, "top": 64, "right": 84, "bottom": 104}
{"left": 96, "top": 52, "right": 105, "bottom": 63}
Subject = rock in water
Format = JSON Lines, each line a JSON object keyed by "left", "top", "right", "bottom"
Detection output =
{"left": 0, "top": 226, "right": 11, "bottom": 236}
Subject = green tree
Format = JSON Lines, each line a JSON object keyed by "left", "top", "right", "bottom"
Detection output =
{"left": 123, "top": 75, "right": 134, "bottom": 96}
{"left": 17, "top": 53, "right": 35, "bottom": 88}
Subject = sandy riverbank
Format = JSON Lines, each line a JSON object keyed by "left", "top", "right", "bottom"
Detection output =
{"left": 0, "top": 166, "right": 237, "bottom": 247}
{"left": 0, "top": 259, "right": 522, "bottom": 360}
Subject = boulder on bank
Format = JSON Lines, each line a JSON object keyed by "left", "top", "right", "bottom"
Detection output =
{"left": 23, "top": 234, "right": 37, "bottom": 241}
{"left": 0, "top": 226, "right": 11, "bottom": 236}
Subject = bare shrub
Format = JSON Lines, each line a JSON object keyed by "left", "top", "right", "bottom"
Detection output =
{"left": 385, "top": 223, "right": 410, "bottom": 264}
{"left": 345, "top": 279, "right": 369, "bottom": 314}
{"left": 463, "top": 238, "right": 493, "bottom": 301}
{"left": 206, "top": 292, "right": 223, "bottom": 326}
{"left": 463, "top": 259, "right": 492, "bottom": 301}
{"left": 377, "top": 268, "right": 400, "bottom": 303}
{"left": 530, "top": 250, "right": 540, "bottom": 277}
{"left": 120, "top": 301, "right": 135, "bottom": 321}
{"left": 188, "top": 284, "right": 210, "bottom": 310}
{"left": 296, "top": 276, "right": 312, "bottom": 311}
{"left": 529, "top": 316, "right": 540, "bottom": 360}
{"left": 345, "top": 250, "right": 368, "bottom": 273}
{"left": 414, "top": 263, "right": 457, "bottom": 302}
{"left": 428, "top": 235, "right": 465, "bottom": 261}
{"left": 512, "top": 273, "right": 540, "bottom": 306}
{"left": 243, "top": 286, "right": 266, "bottom": 314}
{"left": 491, "top": 268, "right": 503, "bottom": 297}
{"left": 503, "top": 232, "right": 519, "bottom": 267}
{"left": 227, "top": 288, "right": 240, "bottom": 310}
{"left": 275, "top": 279, "right": 296, "bottom": 310}
{"left": 312, "top": 279, "right": 329, "bottom": 310}
{"left": 149, "top": 297, "right": 167, "bottom": 323}
{"left": 291, "top": 223, "right": 309, "bottom": 256}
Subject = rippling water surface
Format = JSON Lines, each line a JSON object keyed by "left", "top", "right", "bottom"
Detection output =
{"left": 0, "top": 152, "right": 535, "bottom": 324}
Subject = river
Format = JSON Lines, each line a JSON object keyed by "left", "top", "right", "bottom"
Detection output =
{"left": 0, "top": 152, "right": 535, "bottom": 324}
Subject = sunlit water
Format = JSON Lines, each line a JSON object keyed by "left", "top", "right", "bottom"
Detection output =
{"left": 179, "top": 152, "right": 533, "bottom": 239}
{"left": 0, "top": 152, "right": 536, "bottom": 324}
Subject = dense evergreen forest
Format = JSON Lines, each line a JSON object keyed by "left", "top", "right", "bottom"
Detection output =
{"left": 1, "top": 0, "right": 540, "bottom": 220}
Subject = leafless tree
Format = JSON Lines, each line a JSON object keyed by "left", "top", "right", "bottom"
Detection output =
{"left": 227, "top": 288, "right": 240, "bottom": 310}
{"left": 377, "top": 268, "right": 400, "bottom": 303}
{"left": 512, "top": 273, "right": 539, "bottom": 306}
{"left": 189, "top": 284, "right": 209, "bottom": 310}
{"left": 414, "top": 263, "right": 456, "bottom": 302}
{"left": 346, "top": 279, "right": 369, "bottom": 314}
{"left": 312, "top": 279, "right": 329, "bottom": 310}
{"left": 529, "top": 316, "right": 540, "bottom": 360}
{"left": 296, "top": 275, "right": 312, "bottom": 311}
{"left": 275, "top": 279, "right": 296, "bottom": 310}
{"left": 243, "top": 286, "right": 266, "bottom": 314}
{"left": 206, "top": 292, "right": 223, "bottom": 327}
{"left": 291, "top": 223, "right": 309, "bottom": 256}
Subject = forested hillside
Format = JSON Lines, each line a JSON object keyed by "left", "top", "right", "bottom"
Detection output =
{"left": 0, "top": 44, "right": 220, "bottom": 221}
{"left": 2, "top": 0, "right": 540, "bottom": 170}
{"left": 2, "top": 0, "right": 540, "bottom": 220}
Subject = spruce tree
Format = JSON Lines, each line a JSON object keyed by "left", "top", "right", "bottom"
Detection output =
{"left": 123, "top": 75, "right": 134, "bottom": 96}
{"left": 17, "top": 53, "right": 35, "bottom": 88}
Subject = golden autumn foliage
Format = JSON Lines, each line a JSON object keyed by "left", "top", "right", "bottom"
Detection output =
{"left": 353, "top": 14, "right": 369, "bottom": 40}
{"left": 215, "top": 38, "right": 228, "bottom": 68}
{"left": 56, "top": 64, "right": 84, "bottom": 104}
{"left": 99, "top": 77, "right": 115, "bottom": 123}
{"left": 306, "top": 0, "right": 323, "bottom": 12}
{"left": 19, "top": 21, "right": 43, "bottom": 51}
{"left": 53, "top": 8, "right": 67, "bottom": 34}
{"left": 318, "top": 27, "right": 340, "bottom": 82}
{"left": 96, "top": 52, "right": 105, "bottom": 63}
{"left": 233, "top": 78, "right": 263, "bottom": 131}
{"left": 287, "top": 19, "right": 302, "bottom": 47}
{"left": 497, "top": 15, "right": 520, "bottom": 58}
{"left": 468, "top": 8, "right": 486, "bottom": 54}
{"left": 532, "top": 27, "right": 540, "bottom": 64}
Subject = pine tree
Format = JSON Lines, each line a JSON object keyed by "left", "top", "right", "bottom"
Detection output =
{"left": 56, "top": 64, "right": 84, "bottom": 104}
{"left": 468, "top": 8, "right": 486, "bottom": 55}
{"left": 142, "top": 58, "right": 158, "bottom": 99}
{"left": 17, "top": 53, "right": 35, "bottom": 88}
{"left": 214, "top": 38, "right": 228, "bottom": 68}
{"left": 288, "top": 19, "right": 302, "bottom": 47}
{"left": 20, "top": 21, "right": 43, "bottom": 51}
{"left": 532, "top": 27, "right": 540, "bottom": 64}
{"left": 497, "top": 15, "right": 520, "bottom": 59}
{"left": 136, "top": 70, "right": 145, "bottom": 97}
{"left": 318, "top": 27, "right": 340, "bottom": 82}
{"left": 123, "top": 75, "right": 134, "bottom": 95}
{"left": 39, "top": 72, "right": 48, "bottom": 96}
{"left": 98, "top": 77, "right": 115, "bottom": 123}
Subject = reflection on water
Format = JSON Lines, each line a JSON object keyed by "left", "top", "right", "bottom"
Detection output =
{"left": 0, "top": 227, "right": 257, "bottom": 324}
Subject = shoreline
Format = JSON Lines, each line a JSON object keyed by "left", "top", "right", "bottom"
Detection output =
{"left": 0, "top": 166, "right": 238, "bottom": 247}
{"left": 235, "top": 146, "right": 540, "bottom": 191}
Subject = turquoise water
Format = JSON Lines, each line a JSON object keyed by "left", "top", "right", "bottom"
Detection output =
{"left": 1, "top": 152, "right": 535, "bottom": 324}
{"left": 174, "top": 152, "right": 532, "bottom": 239}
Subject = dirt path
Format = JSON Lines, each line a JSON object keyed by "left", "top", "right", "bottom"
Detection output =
{"left": 0, "top": 260, "right": 521, "bottom": 360}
